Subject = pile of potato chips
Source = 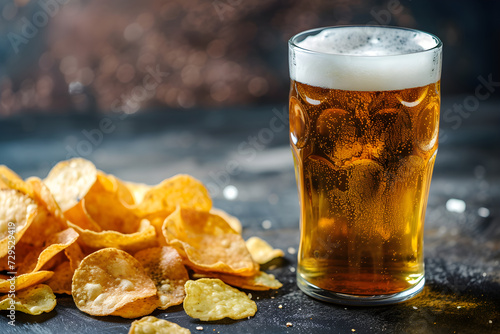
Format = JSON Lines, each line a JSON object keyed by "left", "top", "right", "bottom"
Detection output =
{"left": 0, "top": 158, "right": 283, "bottom": 331}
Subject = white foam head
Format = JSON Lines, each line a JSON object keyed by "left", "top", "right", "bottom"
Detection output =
{"left": 289, "top": 26, "right": 442, "bottom": 91}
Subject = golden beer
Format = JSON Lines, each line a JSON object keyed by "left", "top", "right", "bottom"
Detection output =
{"left": 289, "top": 26, "right": 442, "bottom": 304}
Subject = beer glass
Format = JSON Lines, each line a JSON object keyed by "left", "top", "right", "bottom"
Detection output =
{"left": 289, "top": 26, "right": 442, "bottom": 305}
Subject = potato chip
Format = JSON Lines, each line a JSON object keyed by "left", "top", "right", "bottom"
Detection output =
{"left": 210, "top": 208, "right": 242, "bottom": 234}
{"left": 107, "top": 173, "right": 135, "bottom": 207}
{"left": 192, "top": 270, "right": 282, "bottom": 291}
{"left": 0, "top": 242, "right": 37, "bottom": 272}
{"left": 84, "top": 173, "right": 141, "bottom": 233}
{"left": 0, "top": 284, "right": 56, "bottom": 315}
{"left": 0, "top": 189, "right": 38, "bottom": 258}
{"left": 18, "top": 228, "right": 79, "bottom": 274}
{"left": 72, "top": 248, "right": 157, "bottom": 317}
{"left": 69, "top": 219, "right": 156, "bottom": 253}
{"left": 124, "top": 181, "right": 151, "bottom": 206}
{"left": 39, "top": 251, "right": 67, "bottom": 272}
{"left": 129, "top": 316, "right": 191, "bottom": 334}
{"left": 0, "top": 165, "right": 34, "bottom": 196}
{"left": 26, "top": 177, "right": 67, "bottom": 224}
{"left": 163, "top": 208, "right": 258, "bottom": 276}
{"left": 21, "top": 206, "right": 69, "bottom": 248}
{"left": 64, "top": 199, "right": 102, "bottom": 232}
{"left": 1, "top": 160, "right": 285, "bottom": 321}
{"left": 184, "top": 278, "right": 257, "bottom": 321}
{"left": 136, "top": 174, "right": 212, "bottom": 216}
{"left": 64, "top": 242, "right": 86, "bottom": 271}
{"left": 134, "top": 246, "right": 188, "bottom": 310}
{"left": 19, "top": 178, "right": 70, "bottom": 247}
{"left": 111, "top": 295, "right": 159, "bottom": 319}
{"left": 245, "top": 237, "right": 284, "bottom": 264}
{"left": 43, "top": 158, "right": 98, "bottom": 212}
{"left": 149, "top": 215, "right": 168, "bottom": 246}
{"left": 0, "top": 271, "right": 54, "bottom": 293}
{"left": 45, "top": 261, "right": 73, "bottom": 294}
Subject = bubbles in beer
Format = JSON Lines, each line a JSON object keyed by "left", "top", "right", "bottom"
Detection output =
{"left": 295, "top": 81, "right": 330, "bottom": 105}
{"left": 369, "top": 108, "right": 412, "bottom": 161}
{"left": 346, "top": 159, "right": 385, "bottom": 202}
{"left": 316, "top": 108, "right": 360, "bottom": 164}
{"left": 290, "top": 80, "right": 440, "bottom": 295}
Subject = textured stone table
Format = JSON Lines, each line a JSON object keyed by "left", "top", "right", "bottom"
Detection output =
{"left": 0, "top": 98, "right": 499, "bottom": 333}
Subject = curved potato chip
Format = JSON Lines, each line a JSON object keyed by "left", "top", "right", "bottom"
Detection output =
{"left": 16, "top": 177, "right": 73, "bottom": 250}
{"left": 39, "top": 252, "right": 67, "bottom": 272}
{"left": 129, "top": 316, "right": 191, "bottom": 334}
{"left": 64, "top": 199, "right": 102, "bottom": 232}
{"left": 134, "top": 246, "right": 188, "bottom": 310}
{"left": 21, "top": 206, "right": 69, "bottom": 248}
{"left": 19, "top": 228, "right": 79, "bottom": 274}
{"left": 0, "top": 165, "right": 34, "bottom": 196}
{"left": 0, "top": 271, "right": 54, "bottom": 293}
{"left": 184, "top": 278, "right": 257, "bottom": 321}
{"left": 46, "top": 261, "right": 73, "bottom": 295}
{"left": 72, "top": 248, "right": 157, "bottom": 317}
{"left": 124, "top": 181, "right": 151, "bottom": 205}
{"left": 0, "top": 189, "right": 38, "bottom": 258}
{"left": 163, "top": 208, "right": 258, "bottom": 276}
{"left": 210, "top": 208, "right": 242, "bottom": 234}
{"left": 149, "top": 215, "right": 168, "bottom": 246}
{"left": 19, "top": 177, "right": 69, "bottom": 247}
{"left": 111, "top": 295, "right": 159, "bottom": 319}
{"left": 136, "top": 174, "right": 212, "bottom": 216}
{"left": 0, "top": 242, "right": 37, "bottom": 272}
{"left": 84, "top": 173, "right": 141, "bottom": 233}
{"left": 64, "top": 242, "right": 86, "bottom": 271}
{"left": 106, "top": 174, "right": 135, "bottom": 207}
{"left": 0, "top": 284, "right": 56, "bottom": 315}
{"left": 245, "top": 237, "right": 284, "bottom": 264}
{"left": 26, "top": 177, "right": 67, "bottom": 224}
{"left": 69, "top": 219, "right": 157, "bottom": 253}
{"left": 43, "top": 158, "right": 98, "bottom": 212}
{"left": 192, "top": 270, "right": 282, "bottom": 291}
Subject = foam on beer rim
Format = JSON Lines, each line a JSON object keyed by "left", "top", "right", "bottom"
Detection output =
{"left": 289, "top": 26, "right": 442, "bottom": 92}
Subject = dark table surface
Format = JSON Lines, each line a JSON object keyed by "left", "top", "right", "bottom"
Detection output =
{"left": 0, "top": 97, "right": 499, "bottom": 333}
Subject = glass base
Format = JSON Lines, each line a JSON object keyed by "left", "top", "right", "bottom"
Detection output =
{"left": 297, "top": 274, "right": 425, "bottom": 306}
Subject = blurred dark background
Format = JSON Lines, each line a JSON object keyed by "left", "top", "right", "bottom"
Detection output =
{"left": 1, "top": 5, "right": 500, "bottom": 332}
{"left": 0, "top": 0, "right": 499, "bottom": 115}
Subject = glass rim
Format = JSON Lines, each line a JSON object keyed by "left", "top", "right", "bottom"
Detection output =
{"left": 288, "top": 25, "right": 443, "bottom": 58}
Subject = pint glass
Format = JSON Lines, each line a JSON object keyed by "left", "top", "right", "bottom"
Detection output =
{"left": 289, "top": 26, "right": 442, "bottom": 305}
